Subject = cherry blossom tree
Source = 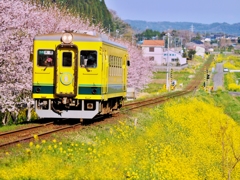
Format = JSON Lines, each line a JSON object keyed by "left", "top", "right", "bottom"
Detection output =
{"left": 0, "top": 0, "right": 155, "bottom": 124}
{"left": 114, "top": 41, "right": 156, "bottom": 90}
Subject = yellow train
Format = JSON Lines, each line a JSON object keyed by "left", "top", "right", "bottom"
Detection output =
{"left": 31, "top": 31, "right": 129, "bottom": 119}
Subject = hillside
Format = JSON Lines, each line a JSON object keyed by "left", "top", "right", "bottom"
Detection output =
{"left": 125, "top": 20, "right": 240, "bottom": 35}
{"left": 36, "top": 0, "right": 131, "bottom": 36}
{"left": 39, "top": 0, "right": 112, "bottom": 28}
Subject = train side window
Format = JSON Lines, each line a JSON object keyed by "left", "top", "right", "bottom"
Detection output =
{"left": 109, "top": 55, "right": 113, "bottom": 76}
{"left": 118, "top": 57, "right": 120, "bottom": 68}
{"left": 109, "top": 56, "right": 111, "bottom": 67}
{"left": 80, "top": 50, "right": 97, "bottom": 68}
{"left": 113, "top": 56, "right": 116, "bottom": 68}
{"left": 62, "top": 52, "right": 72, "bottom": 67}
{"left": 37, "top": 50, "right": 55, "bottom": 67}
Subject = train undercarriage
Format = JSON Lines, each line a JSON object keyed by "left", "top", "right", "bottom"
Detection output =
{"left": 34, "top": 97, "right": 123, "bottom": 119}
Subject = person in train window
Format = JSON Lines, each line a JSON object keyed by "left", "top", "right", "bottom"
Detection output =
{"left": 87, "top": 54, "right": 96, "bottom": 68}
{"left": 44, "top": 56, "right": 53, "bottom": 66}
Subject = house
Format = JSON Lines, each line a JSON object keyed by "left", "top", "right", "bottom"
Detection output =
{"left": 186, "top": 42, "right": 205, "bottom": 57}
{"left": 141, "top": 40, "right": 165, "bottom": 64}
{"left": 195, "top": 46, "right": 205, "bottom": 57}
{"left": 141, "top": 40, "right": 187, "bottom": 66}
{"left": 192, "top": 40, "right": 203, "bottom": 45}
{"left": 185, "top": 42, "right": 196, "bottom": 50}
{"left": 163, "top": 50, "right": 187, "bottom": 66}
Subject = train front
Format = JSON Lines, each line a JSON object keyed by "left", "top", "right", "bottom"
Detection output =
{"left": 32, "top": 32, "right": 102, "bottom": 119}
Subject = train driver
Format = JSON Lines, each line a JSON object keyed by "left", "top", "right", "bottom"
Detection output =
{"left": 80, "top": 51, "right": 97, "bottom": 68}
{"left": 86, "top": 53, "right": 96, "bottom": 68}
{"left": 44, "top": 56, "right": 53, "bottom": 66}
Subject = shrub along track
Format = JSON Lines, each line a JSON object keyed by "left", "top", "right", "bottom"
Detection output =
{"left": 0, "top": 56, "right": 213, "bottom": 149}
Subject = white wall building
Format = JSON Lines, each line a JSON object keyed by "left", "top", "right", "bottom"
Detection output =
{"left": 195, "top": 46, "right": 205, "bottom": 57}
{"left": 163, "top": 50, "right": 187, "bottom": 66}
{"left": 141, "top": 40, "right": 165, "bottom": 65}
{"left": 141, "top": 40, "right": 187, "bottom": 66}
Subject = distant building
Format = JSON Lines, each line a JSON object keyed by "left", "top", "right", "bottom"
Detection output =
{"left": 192, "top": 40, "right": 203, "bottom": 45}
{"left": 195, "top": 46, "right": 205, "bottom": 57}
{"left": 163, "top": 50, "right": 187, "bottom": 66}
{"left": 141, "top": 40, "right": 187, "bottom": 66}
{"left": 141, "top": 40, "right": 165, "bottom": 64}
{"left": 185, "top": 42, "right": 196, "bottom": 50}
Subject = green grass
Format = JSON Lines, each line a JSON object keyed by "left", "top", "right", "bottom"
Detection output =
{"left": 152, "top": 71, "right": 167, "bottom": 79}
{"left": 210, "top": 90, "right": 240, "bottom": 124}
{"left": 0, "top": 124, "right": 20, "bottom": 132}
{"left": 142, "top": 70, "right": 192, "bottom": 94}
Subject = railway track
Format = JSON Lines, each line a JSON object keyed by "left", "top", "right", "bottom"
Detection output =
{"left": 0, "top": 56, "right": 214, "bottom": 149}
{"left": 0, "top": 121, "right": 84, "bottom": 148}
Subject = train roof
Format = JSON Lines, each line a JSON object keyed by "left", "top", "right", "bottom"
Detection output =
{"left": 34, "top": 32, "right": 127, "bottom": 50}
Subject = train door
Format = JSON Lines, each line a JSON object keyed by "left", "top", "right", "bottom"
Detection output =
{"left": 102, "top": 50, "right": 108, "bottom": 96}
{"left": 55, "top": 48, "right": 78, "bottom": 97}
{"left": 123, "top": 54, "right": 128, "bottom": 91}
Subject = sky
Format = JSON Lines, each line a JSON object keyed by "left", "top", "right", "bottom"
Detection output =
{"left": 104, "top": 0, "right": 240, "bottom": 24}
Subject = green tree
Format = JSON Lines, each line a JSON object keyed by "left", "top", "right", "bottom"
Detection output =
{"left": 191, "top": 32, "right": 202, "bottom": 41}
{"left": 188, "top": 49, "right": 196, "bottom": 60}
{"left": 135, "top": 29, "right": 163, "bottom": 41}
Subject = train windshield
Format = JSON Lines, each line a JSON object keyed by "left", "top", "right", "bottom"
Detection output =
{"left": 37, "top": 50, "right": 55, "bottom": 67}
{"left": 62, "top": 52, "right": 72, "bottom": 67}
{"left": 80, "top": 50, "right": 97, "bottom": 68}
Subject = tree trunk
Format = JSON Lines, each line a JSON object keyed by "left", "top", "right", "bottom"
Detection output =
{"left": 27, "top": 102, "right": 33, "bottom": 121}
{"left": 2, "top": 111, "right": 10, "bottom": 125}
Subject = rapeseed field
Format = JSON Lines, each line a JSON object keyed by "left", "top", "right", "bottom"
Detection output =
{"left": 1, "top": 96, "right": 240, "bottom": 179}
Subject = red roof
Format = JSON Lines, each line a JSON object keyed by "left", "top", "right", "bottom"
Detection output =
{"left": 142, "top": 40, "right": 165, "bottom": 46}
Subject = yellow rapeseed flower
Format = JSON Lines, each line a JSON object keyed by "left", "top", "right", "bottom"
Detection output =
{"left": 33, "top": 134, "right": 38, "bottom": 141}
{"left": 59, "top": 147, "right": 63, "bottom": 153}
{"left": 52, "top": 139, "right": 57, "bottom": 143}
{"left": 16, "top": 143, "right": 21, "bottom": 147}
{"left": 29, "top": 142, "right": 34, "bottom": 147}
{"left": 26, "top": 148, "right": 31, "bottom": 155}
{"left": 41, "top": 139, "right": 46, "bottom": 144}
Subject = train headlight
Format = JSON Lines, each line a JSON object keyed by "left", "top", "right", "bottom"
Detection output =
{"left": 87, "top": 103, "right": 94, "bottom": 109}
{"left": 61, "top": 33, "right": 73, "bottom": 44}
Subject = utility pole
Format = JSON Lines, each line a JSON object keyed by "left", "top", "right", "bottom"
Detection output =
{"left": 190, "top": 24, "right": 194, "bottom": 41}
{"left": 166, "top": 33, "right": 170, "bottom": 91}
{"left": 116, "top": 29, "right": 119, "bottom": 38}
